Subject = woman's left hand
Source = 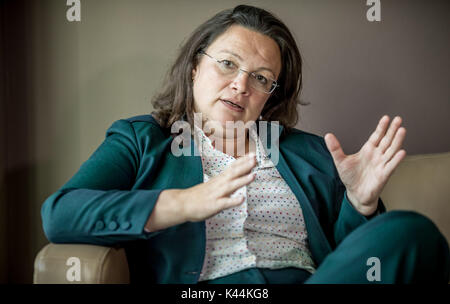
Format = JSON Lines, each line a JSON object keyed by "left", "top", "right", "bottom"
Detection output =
{"left": 324, "top": 115, "right": 407, "bottom": 216}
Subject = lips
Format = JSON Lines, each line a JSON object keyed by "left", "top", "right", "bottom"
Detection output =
{"left": 220, "top": 99, "right": 245, "bottom": 111}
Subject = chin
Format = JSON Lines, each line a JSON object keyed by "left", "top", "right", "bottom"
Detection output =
{"left": 211, "top": 113, "right": 241, "bottom": 124}
{"left": 203, "top": 114, "right": 240, "bottom": 134}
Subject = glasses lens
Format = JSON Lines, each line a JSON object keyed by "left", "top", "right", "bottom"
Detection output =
{"left": 249, "top": 77, "right": 276, "bottom": 94}
{"left": 207, "top": 53, "right": 277, "bottom": 94}
{"left": 218, "top": 61, "right": 237, "bottom": 74}
{"left": 247, "top": 74, "right": 273, "bottom": 94}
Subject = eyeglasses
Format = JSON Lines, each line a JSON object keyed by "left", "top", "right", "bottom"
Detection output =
{"left": 198, "top": 50, "right": 279, "bottom": 94}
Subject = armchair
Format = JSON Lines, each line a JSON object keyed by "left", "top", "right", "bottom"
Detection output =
{"left": 33, "top": 243, "right": 129, "bottom": 283}
{"left": 33, "top": 152, "right": 450, "bottom": 283}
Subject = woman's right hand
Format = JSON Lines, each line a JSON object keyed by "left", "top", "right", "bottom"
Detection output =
{"left": 178, "top": 152, "right": 257, "bottom": 222}
{"left": 145, "top": 153, "right": 257, "bottom": 232}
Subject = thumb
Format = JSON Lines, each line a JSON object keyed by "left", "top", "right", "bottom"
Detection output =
{"left": 324, "top": 133, "right": 346, "bottom": 165}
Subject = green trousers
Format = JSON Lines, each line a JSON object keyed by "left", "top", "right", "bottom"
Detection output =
{"left": 199, "top": 211, "right": 450, "bottom": 284}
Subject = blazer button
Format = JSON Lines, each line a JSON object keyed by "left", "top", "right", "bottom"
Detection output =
{"left": 108, "top": 221, "right": 118, "bottom": 231}
{"left": 95, "top": 221, "right": 105, "bottom": 230}
{"left": 120, "top": 221, "right": 131, "bottom": 230}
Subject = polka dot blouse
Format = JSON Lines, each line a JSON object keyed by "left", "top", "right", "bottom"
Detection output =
{"left": 194, "top": 123, "right": 316, "bottom": 281}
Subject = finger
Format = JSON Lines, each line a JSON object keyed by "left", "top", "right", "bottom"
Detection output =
{"left": 367, "top": 115, "right": 390, "bottom": 147}
{"left": 384, "top": 149, "right": 407, "bottom": 178}
{"left": 196, "top": 195, "right": 245, "bottom": 221}
{"left": 216, "top": 195, "right": 245, "bottom": 211}
{"left": 223, "top": 172, "right": 256, "bottom": 196}
{"left": 224, "top": 153, "right": 257, "bottom": 180}
{"left": 324, "top": 133, "right": 346, "bottom": 165}
{"left": 209, "top": 153, "right": 255, "bottom": 196}
{"left": 383, "top": 127, "right": 406, "bottom": 164}
{"left": 378, "top": 116, "right": 403, "bottom": 153}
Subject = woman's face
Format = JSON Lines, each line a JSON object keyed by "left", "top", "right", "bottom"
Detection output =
{"left": 192, "top": 25, "right": 282, "bottom": 128}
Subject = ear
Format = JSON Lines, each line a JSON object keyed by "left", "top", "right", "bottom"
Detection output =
{"left": 191, "top": 68, "right": 197, "bottom": 81}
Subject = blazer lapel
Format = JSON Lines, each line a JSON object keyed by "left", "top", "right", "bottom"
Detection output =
{"left": 262, "top": 121, "right": 333, "bottom": 265}
{"left": 276, "top": 150, "right": 332, "bottom": 265}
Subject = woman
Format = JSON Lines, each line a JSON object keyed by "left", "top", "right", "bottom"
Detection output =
{"left": 41, "top": 5, "right": 449, "bottom": 283}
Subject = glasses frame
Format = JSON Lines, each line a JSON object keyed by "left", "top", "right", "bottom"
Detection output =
{"left": 198, "top": 50, "right": 279, "bottom": 94}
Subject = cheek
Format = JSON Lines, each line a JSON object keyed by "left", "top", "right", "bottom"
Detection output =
{"left": 251, "top": 96, "right": 269, "bottom": 113}
{"left": 193, "top": 76, "right": 211, "bottom": 109}
{"left": 193, "top": 74, "right": 227, "bottom": 105}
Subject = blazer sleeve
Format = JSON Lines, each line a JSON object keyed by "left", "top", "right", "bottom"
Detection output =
{"left": 332, "top": 178, "right": 386, "bottom": 246}
{"left": 41, "top": 119, "right": 163, "bottom": 247}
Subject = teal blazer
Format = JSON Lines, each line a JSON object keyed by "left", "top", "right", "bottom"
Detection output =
{"left": 41, "top": 115, "right": 385, "bottom": 283}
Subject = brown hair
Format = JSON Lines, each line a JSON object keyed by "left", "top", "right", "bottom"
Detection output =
{"left": 151, "top": 5, "right": 307, "bottom": 132}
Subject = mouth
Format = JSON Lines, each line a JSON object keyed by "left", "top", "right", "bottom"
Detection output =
{"left": 220, "top": 99, "right": 244, "bottom": 112}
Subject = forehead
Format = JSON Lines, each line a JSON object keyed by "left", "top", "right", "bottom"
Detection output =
{"left": 206, "top": 25, "right": 282, "bottom": 77}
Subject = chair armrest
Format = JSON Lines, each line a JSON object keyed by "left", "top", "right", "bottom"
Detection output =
{"left": 33, "top": 243, "right": 130, "bottom": 284}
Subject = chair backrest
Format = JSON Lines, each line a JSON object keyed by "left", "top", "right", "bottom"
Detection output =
{"left": 381, "top": 152, "right": 450, "bottom": 245}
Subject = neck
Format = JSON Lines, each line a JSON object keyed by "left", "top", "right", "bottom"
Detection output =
{"left": 204, "top": 127, "right": 250, "bottom": 158}
{"left": 210, "top": 130, "right": 248, "bottom": 158}
{"left": 199, "top": 118, "right": 257, "bottom": 158}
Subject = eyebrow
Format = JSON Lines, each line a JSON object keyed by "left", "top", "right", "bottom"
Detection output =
{"left": 218, "top": 50, "right": 277, "bottom": 79}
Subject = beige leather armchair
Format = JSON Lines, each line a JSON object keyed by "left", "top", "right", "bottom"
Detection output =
{"left": 33, "top": 152, "right": 450, "bottom": 284}
{"left": 34, "top": 243, "right": 130, "bottom": 284}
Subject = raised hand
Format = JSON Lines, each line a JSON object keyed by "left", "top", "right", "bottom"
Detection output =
{"left": 145, "top": 153, "right": 257, "bottom": 232}
{"left": 181, "top": 153, "right": 257, "bottom": 222}
{"left": 324, "top": 115, "right": 407, "bottom": 216}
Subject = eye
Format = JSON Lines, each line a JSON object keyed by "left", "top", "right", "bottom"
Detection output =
{"left": 255, "top": 74, "right": 268, "bottom": 85}
{"left": 219, "top": 60, "right": 236, "bottom": 69}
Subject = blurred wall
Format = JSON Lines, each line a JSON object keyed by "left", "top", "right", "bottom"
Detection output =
{"left": 1, "top": 0, "right": 449, "bottom": 283}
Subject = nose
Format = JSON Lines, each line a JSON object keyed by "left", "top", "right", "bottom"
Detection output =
{"left": 230, "top": 70, "right": 250, "bottom": 95}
